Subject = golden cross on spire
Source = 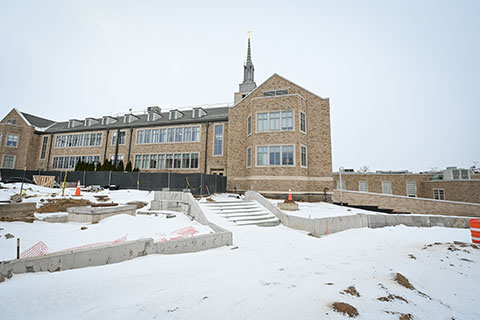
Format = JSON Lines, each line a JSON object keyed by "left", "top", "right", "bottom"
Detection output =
{"left": 248, "top": 30, "right": 252, "bottom": 39}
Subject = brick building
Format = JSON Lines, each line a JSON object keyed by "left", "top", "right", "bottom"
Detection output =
{"left": 0, "top": 38, "right": 333, "bottom": 194}
{"left": 333, "top": 168, "right": 480, "bottom": 204}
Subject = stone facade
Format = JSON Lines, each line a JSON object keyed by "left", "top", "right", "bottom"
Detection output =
{"left": 227, "top": 74, "right": 333, "bottom": 193}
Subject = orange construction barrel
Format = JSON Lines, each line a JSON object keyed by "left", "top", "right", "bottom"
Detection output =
{"left": 470, "top": 219, "right": 480, "bottom": 244}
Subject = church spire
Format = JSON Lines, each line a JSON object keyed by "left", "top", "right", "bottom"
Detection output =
{"left": 239, "top": 33, "right": 256, "bottom": 93}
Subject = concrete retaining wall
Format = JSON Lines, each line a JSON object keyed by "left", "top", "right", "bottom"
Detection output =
{"left": 1, "top": 191, "right": 232, "bottom": 279}
{"left": 0, "top": 202, "right": 36, "bottom": 222}
{"left": 333, "top": 189, "right": 480, "bottom": 217}
{"left": 66, "top": 205, "right": 137, "bottom": 223}
{"left": 246, "top": 191, "right": 473, "bottom": 238}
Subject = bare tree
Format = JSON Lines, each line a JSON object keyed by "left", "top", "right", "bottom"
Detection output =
{"left": 358, "top": 165, "right": 370, "bottom": 173}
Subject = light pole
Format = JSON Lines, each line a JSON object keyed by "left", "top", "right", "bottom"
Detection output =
{"left": 339, "top": 166, "right": 344, "bottom": 206}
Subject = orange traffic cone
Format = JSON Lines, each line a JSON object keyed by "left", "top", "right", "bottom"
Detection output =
{"left": 75, "top": 180, "right": 81, "bottom": 196}
{"left": 288, "top": 188, "right": 293, "bottom": 201}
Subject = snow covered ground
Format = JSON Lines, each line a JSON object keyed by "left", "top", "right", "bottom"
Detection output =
{"left": 0, "top": 184, "right": 214, "bottom": 261}
{"left": 1, "top": 186, "right": 479, "bottom": 319}
{"left": 269, "top": 198, "right": 376, "bottom": 218}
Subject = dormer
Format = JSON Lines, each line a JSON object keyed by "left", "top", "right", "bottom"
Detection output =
{"left": 123, "top": 113, "right": 139, "bottom": 124}
{"left": 147, "top": 106, "right": 162, "bottom": 122}
{"left": 169, "top": 109, "right": 184, "bottom": 120}
{"left": 68, "top": 119, "right": 83, "bottom": 128}
{"left": 192, "top": 107, "right": 207, "bottom": 118}
{"left": 84, "top": 117, "right": 100, "bottom": 127}
{"left": 102, "top": 116, "right": 117, "bottom": 125}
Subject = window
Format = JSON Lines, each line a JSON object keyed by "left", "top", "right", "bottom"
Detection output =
{"left": 213, "top": 124, "right": 223, "bottom": 156}
{"left": 382, "top": 181, "right": 392, "bottom": 195}
{"left": 256, "top": 145, "right": 294, "bottom": 166}
{"left": 337, "top": 180, "right": 346, "bottom": 190}
{"left": 167, "top": 128, "right": 174, "bottom": 142}
{"left": 358, "top": 181, "right": 368, "bottom": 192}
{"left": 269, "top": 112, "right": 280, "bottom": 131}
{"left": 263, "top": 89, "right": 289, "bottom": 97}
{"left": 300, "top": 112, "right": 306, "bottom": 133}
{"left": 300, "top": 145, "right": 307, "bottom": 167}
{"left": 6, "top": 118, "right": 17, "bottom": 125}
{"left": 257, "top": 146, "right": 268, "bottom": 166}
{"left": 109, "top": 154, "right": 124, "bottom": 166}
{"left": 257, "top": 111, "right": 294, "bottom": 132}
{"left": 40, "top": 136, "right": 48, "bottom": 160}
{"left": 134, "top": 153, "right": 199, "bottom": 170}
{"left": 247, "top": 115, "right": 252, "bottom": 135}
{"left": 282, "top": 111, "right": 293, "bottom": 130}
{"left": 257, "top": 113, "right": 268, "bottom": 132}
{"left": 246, "top": 147, "right": 251, "bottom": 167}
{"left": 406, "top": 181, "right": 416, "bottom": 197}
{"left": 55, "top": 133, "right": 102, "bottom": 148}
{"left": 2, "top": 155, "right": 15, "bottom": 169}
{"left": 175, "top": 128, "right": 183, "bottom": 142}
{"left": 112, "top": 131, "right": 126, "bottom": 145}
{"left": 192, "top": 126, "right": 200, "bottom": 142}
{"left": 434, "top": 189, "right": 445, "bottom": 200}
{"left": 52, "top": 155, "right": 99, "bottom": 169}
{"left": 6, "top": 134, "right": 19, "bottom": 147}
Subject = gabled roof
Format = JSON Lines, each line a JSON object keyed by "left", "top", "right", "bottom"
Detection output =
{"left": 19, "top": 110, "right": 55, "bottom": 128}
{"left": 43, "top": 106, "right": 230, "bottom": 133}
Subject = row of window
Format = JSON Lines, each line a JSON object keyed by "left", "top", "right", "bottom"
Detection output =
{"left": 52, "top": 155, "right": 100, "bottom": 169}
{"left": 55, "top": 133, "right": 102, "bottom": 148}
{"left": 134, "top": 153, "right": 200, "bottom": 170}
{"left": 244, "top": 145, "right": 307, "bottom": 167}
{"left": 2, "top": 155, "right": 15, "bottom": 168}
{"left": 337, "top": 180, "right": 446, "bottom": 200}
{"left": 247, "top": 111, "right": 306, "bottom": 135}
{"left": 136, "top": 126, "right": 201, "bottom": 144}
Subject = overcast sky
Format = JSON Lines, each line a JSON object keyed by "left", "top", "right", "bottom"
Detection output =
{"left": 1, "top": 0, "right": 479, "bottom": 172}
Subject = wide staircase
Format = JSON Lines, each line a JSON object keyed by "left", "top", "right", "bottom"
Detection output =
{"left": 200, "top": 199, "right": 280, "bottom": 227}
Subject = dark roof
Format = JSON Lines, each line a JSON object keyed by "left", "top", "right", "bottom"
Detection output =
{"left": 21, "top": 112, "right": 55, "bottom": 128}
{"left": 43, "top": 107, "right": 230, "bottom": 133}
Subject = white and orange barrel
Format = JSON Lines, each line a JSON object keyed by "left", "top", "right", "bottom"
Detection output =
{"left": 470, "top": 219, "right": 480, "bottom": 244}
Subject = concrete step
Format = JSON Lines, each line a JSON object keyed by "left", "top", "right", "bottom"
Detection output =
{"left": 220, "top": 212, "right": 271, "bottom": 218}
{"left": 212, "top": 208, "right": 264, "bottom": 213}
{"left": 228, "top": 214, "right": 274, "bottom": 222}
{"left": 236, "top": 217, "right": 280, "bottom": 227}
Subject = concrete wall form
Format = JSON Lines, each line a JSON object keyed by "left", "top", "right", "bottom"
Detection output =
{"left": 246, "top": 191, "right": 473, "bottom": 238}
{"left": 1, "top": 191, "right": 232, "bottom": 279}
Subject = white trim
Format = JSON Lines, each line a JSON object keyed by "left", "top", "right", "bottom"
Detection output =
{"left": 470, "top": 227, "right": 480, "bottom": 232}
{"left": 1, "top": 154, "right": 16, "bottom": 169}
{"left": 111, "top": 130, "right": 127, "bottom": 146}
{"left": 358, "top": 181, "right": 368, "bottom": 192}
{"left": 381, "top": 181, "right": 392, "bottom": 195}
{"left": 133, "top": 152, "right": 200, "bottom": 170}
{"left": 231, "top": 176, "right": 333, "bottom": 181}
{"left": 433, "top": 188, "right": 445, "bottom": 200}
{"left": 54, "top": 132, "right": 103, "bottom": 149}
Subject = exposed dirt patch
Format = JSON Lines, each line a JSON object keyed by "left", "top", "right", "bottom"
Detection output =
{"left": 341, "top": 285, "right": 361, "bottom": 297}
{"left": 408, "top": 254, "right": 416, "bottom": 260}
{"left": 37, "top": 198, "right": 92, "bottom": 213}
{"left": 206, "top": 197, "right": 215, "bottom": 202}
{"left": 127, "top": 201, "right": 148, "bottom": 209}
{"left": 332, "top": 302, "right": 358, "bottom": 318}
{"left": 394, "top": 273, "right": 414, "bottom": 290}
{"left": 377, "top": 294, "right": 408, "bottom": 303}
{"left": 399, "top": 314, "right": 413, "bottom": 320}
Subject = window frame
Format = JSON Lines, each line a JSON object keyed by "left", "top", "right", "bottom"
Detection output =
{"left": 433, "top": 188, "right": 445, "bottom": 200}
{"left": 300, "top": 144, "right": 307, "bottom": 168}
{"left": 40, "top": 136, "right": 49, "bottom": 160}
{"left": 6, "top": 133, "right": 19, "bottom": 148}
{"left": 381, "top": 181, "right": 392, "bottom": 195}
{"left": 134, "top": 152, "right": 200, "bottom": 170}
{"left": 406, "top": 181, "right": 417, "bottom": 197}
{"left": 247, "top": 114, "right": 252, "bottom": 136}
{"left": 255, "top": 110, "right": 294, "bottom": 133}
{"left": 300, "top": 111, "right": 307, "bottom": 133}
{"left": 358, "top": 181, "right": 368, "bottom": 192}
{"left": 246, "top": 147, "right": 252, "bottom": 168}
{"left": 213, "top": 124, "right": 224, "bottom": 156}
{"left": 2, "top": 155, "right": 16, "bottom": 169}
{"left": 255, "top": 144, "right": 295, "bottom": 167}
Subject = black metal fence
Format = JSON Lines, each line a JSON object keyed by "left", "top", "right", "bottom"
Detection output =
{"left": 0, "top": 169, "right": 227, "bottom": 195}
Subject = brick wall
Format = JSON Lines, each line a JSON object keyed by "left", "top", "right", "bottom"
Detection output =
{"left": 332, "top": 189, "right": 480, "bottom": 217}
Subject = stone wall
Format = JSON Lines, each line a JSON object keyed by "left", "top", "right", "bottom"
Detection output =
{"left": 333, "top": 189, "right": 480, "bottom": 217}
